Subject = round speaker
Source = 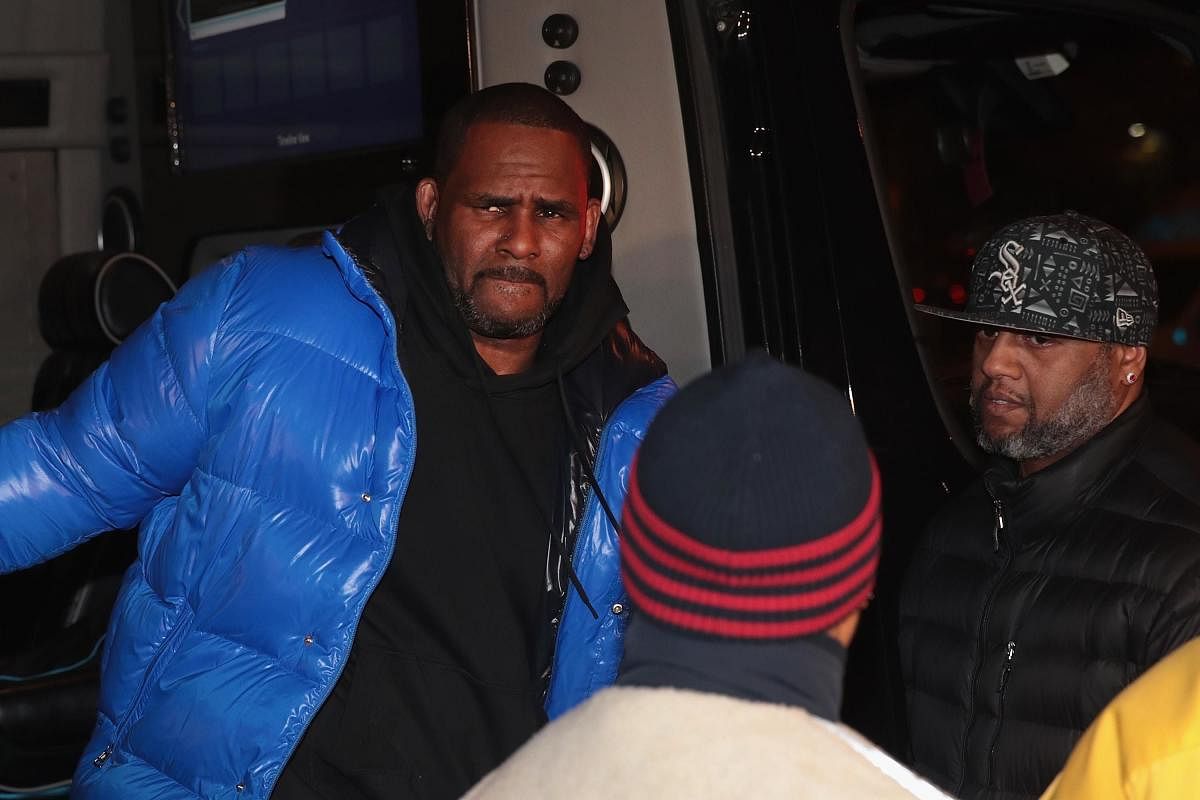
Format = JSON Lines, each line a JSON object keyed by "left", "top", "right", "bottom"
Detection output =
{"left": 98, "top": 189, "right": 142, "bottom": 253}
{"left": 587, "top": 124, "right": 627, "bottom": 232}
{"left": 39, "top": 252, "right": 177, "bottom": 348}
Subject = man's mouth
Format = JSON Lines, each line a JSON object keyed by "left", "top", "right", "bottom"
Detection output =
{"left": 982, "top": 391, "right": 1024, "bottom": 406}
{"left": 475, "top": 266, "right": 545, "bottom": 288}
{"left": 977, "top": 389, "right": 1029, "bottom": 421}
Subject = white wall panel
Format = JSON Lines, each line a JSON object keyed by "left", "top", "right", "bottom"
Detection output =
{"left": 473, "top": 1, "right": 711, "bottom": 382}
{"left": 0, "top": 152, "right": 56, "bottom": 424}
{"left": 0, "top": 0, "right": 104, "bottom": 54}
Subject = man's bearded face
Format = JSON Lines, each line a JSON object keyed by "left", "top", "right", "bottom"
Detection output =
{"left": 970, "top": 329, "right": 1118, "bottom": 463}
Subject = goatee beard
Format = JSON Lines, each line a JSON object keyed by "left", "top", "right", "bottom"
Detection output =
{"left": 971, "top": 349, "right": 1117, "bottom": 463}
{"left": 450, "top": 266, "right": 561, "bottom": 339}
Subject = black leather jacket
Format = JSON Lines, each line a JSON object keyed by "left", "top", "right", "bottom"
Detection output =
{"left": 899, "top": 397, "right": 1200, "bottom": 800}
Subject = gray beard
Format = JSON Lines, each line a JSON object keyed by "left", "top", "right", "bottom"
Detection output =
{"left": 970, "top": 350, "right": 1117, "bottom": 463}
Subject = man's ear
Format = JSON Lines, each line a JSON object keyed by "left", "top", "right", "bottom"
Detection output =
{"left": 1116, "top": 344, "right": 1149, "bottom": 374}
{"left": 577, "top": 197, "right": 603, "bottom": 260}
{"left": 415, "top": 179, "right": 439, "bottom": 241}
{"left": 1110, "top": 344, "right": 1150, "bottom": 412}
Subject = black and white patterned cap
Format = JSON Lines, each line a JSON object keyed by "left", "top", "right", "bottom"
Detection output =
{"left": 916, "top": 211, "right": 1158, "bottom": 347}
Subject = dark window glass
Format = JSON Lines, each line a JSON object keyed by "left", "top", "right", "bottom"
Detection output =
{"left": 847, "top": 3, "right": 1200, "bottom": 447}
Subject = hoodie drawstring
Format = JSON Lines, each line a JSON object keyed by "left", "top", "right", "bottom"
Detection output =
{"left": 468, "top": 349, "right": 599, "bottom": 620}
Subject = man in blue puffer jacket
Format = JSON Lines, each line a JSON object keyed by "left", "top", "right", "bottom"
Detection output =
{"left": 0, "top": 83, "right": 673, "bottom": 799}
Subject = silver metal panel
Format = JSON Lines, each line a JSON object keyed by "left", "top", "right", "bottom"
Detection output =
{"left": 0, "top": 0, "right": 104, "bottom": 54}
{"left": 102, "top": 0, "right": 145, "bottom": 221}
{"left": 57, "top": 148, "right": 104, "bottom": 256}
{"left": 0, "top": 152, "right": 57, "bottom": 424}
{"left": 472, "top": 1, "right": 711, "bottom": 382}
{"left": 0, "top": 54, "right": 109, "bottom": 150}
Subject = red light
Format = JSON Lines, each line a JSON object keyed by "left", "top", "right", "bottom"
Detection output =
{"left": 949, "top": 284, "right": 967, "bottom": 305}
{"left": 965, "top": 247, "right": 977, "bottom": 257}
{"left": 912, "top": 287, "right": 927, "bottom": 303}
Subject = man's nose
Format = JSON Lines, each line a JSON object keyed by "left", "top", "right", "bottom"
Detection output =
{"left": 977, "top": 331, "right": 1022, "bottom": 380}
{"left": 499, "top": 211, "right": 539, "bottom": 259}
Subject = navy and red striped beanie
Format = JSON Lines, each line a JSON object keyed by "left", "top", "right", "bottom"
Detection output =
{"left": 621, "top": 353, "right": 881, "bottom": 640}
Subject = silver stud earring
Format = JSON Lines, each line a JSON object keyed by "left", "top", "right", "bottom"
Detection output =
{"left": 1125, "top": 372, "right": 1138, "bottom": 385}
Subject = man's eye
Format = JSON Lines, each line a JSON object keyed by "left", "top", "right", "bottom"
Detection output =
{"left": 484, "top": 205, "right": 502, "bottom": 213}
{"left": 977, "top": 328, "right": 999, "bottom": 340}
{"left": 538, "top": 208, "right": 563, "bottom": 219}
{"left": 1025, "top": 334, "right": 1053, "bottom": 346}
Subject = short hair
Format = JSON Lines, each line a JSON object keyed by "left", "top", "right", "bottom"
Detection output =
{"left": 432, "top": 82, "right": 593, "bottom": 184}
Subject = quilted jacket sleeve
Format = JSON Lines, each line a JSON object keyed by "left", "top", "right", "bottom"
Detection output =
{"left": 1146, "top": 560, "right": 1200, "bottom": 666}
{"left": 0, "top": 254, "right": 242, "bottom": 572}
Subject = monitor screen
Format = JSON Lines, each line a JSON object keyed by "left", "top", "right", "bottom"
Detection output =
{"left": 167, "top": 0, "right": 425, "bottom": 172}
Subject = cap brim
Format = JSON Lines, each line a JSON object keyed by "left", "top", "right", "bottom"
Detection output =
{"left": 913, "top": 303, "right": 1109, "bottom": 344}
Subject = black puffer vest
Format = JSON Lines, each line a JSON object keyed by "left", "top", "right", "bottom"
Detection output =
{"left": 899, "top": 397, "right": 1200, "bottom": 800}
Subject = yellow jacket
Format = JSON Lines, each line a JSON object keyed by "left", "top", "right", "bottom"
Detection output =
{"left": 1040, "top": 636, "right": 1200, "bottom": 800}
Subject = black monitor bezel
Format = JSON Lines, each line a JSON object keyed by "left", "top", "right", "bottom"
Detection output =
{"left": 162, "top": 0, "right": 473, "bottom": 175}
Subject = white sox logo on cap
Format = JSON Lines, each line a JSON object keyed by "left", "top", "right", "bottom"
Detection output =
{"left": 912, "top": 211, "right": 1158, "bottom": 347}
{"left": 989, "top": 241, "right": 1027, "bottom": 311}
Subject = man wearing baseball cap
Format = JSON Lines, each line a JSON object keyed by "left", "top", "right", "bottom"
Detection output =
{"left": 899, "top": 211, "right": 1200, "bottom": 799}
{"left": 464, "top": 355, "right": 950, "bottom": 799}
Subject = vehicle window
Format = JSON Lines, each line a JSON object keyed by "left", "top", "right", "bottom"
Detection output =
{"left": 845, "top": 2, "right": 1200, "bottom": 448}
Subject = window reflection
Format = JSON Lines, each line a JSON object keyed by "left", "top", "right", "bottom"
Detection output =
{"left": 850, "top": 3, "right": 1200, "bottom": 443}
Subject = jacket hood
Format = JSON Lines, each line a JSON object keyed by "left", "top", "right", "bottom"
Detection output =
{"left": 338, "top": 184, "right": 628, "bottom": 392}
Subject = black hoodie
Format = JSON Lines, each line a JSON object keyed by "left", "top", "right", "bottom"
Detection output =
{"left": 274, "top": 187, "right": 655, "bottom": 800}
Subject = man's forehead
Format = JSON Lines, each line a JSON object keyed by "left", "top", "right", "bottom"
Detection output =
{"left": 450, "top": 122, "right": 588, "bottom": 179}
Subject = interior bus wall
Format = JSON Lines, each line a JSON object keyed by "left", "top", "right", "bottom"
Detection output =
{"left": 473, "top": 0, "right": 714, "bottom": 383}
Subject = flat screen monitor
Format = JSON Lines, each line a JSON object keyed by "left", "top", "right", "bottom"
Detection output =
{"left": 166, "top": 0, "right": 438, "bottom": 172}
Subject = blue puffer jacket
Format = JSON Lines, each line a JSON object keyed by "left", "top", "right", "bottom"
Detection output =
{"left": 0, "top": 233, "right": 673, "bottom": 799}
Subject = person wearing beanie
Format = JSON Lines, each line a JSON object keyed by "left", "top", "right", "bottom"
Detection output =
{"left": 463, "top": 354, "right": 950, "bottom": 800}
{"left": 899, "top": 212, "right": 1200, "bottom": 799}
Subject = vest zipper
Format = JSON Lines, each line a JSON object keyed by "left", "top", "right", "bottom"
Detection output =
{"left": 955, "top": 491, "right": 1013, "bottom": 796}
{"left": 998, "top": 640, "right": 1017, "bottom": 692}
{"left": 92, "top": 606, "right": 194, "bottom": 770}
{"left": 992, "top": 499, "right": 1005, "bottom": 553}
{"left": 544, "top": 380, "right": 670, "bottom": 708}
{"left": 540, "top": 478, "right": 593, "bottom": 702}
{"left": 92, "top": 745, "right": 112, "bottom": 767}
{"left": 987, "top": 641, "right": 1018, "bottom": 788}
{"left": 569, "top": 429, "right": 609, "bottom": 575}
{"left": 543, "top": 427, "right": 611, "bottom": 703}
